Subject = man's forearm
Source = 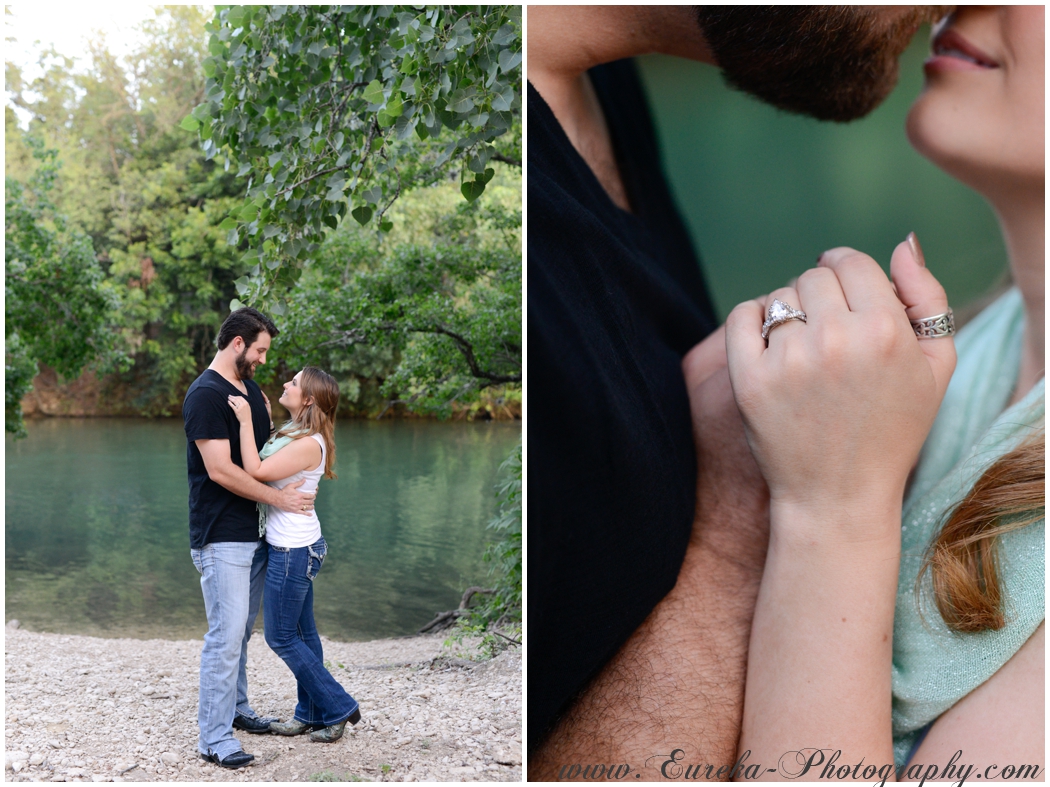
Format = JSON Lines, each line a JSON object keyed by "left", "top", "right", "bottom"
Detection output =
{"left": 530, "top": 539, "right": 762, "bottom": 780}
{"left": 209, "top": 463, "right": 282, "bottom": 507}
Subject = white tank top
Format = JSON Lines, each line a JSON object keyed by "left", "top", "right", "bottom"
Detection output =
{"left": 264, "top": 432, "right": 325, "bottom": 548}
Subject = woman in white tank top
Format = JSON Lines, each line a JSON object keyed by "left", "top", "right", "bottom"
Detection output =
{"left": 228, "top": 367, "right": 360, "bottom": 743}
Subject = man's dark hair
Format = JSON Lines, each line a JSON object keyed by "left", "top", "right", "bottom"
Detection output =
{"left": 216, "top": 307, "right": 279, "bottom": 350}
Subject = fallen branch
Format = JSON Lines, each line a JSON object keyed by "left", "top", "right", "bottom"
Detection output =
{"left": 416, "top": 587, "right": 495, "bottom": 634}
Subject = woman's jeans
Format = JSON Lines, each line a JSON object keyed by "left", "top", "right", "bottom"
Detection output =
{"left": 264, "top": 538, "right": 358, "bottom": 727}
{"left": 190, "top": 540, "right": 268, "bottom": 759}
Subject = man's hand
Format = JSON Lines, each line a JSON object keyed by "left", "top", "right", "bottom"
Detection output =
{"left": 682, "top": 325, "right": 770, "bottom": 571}
{"left": 273, "top": 479, "right": 315, "bottom": 514}
{"left": 196, "top": 438, "right": 314, "bottom": 512}
{"left": 530, "top": 326, "right": 771, "bottom": 780}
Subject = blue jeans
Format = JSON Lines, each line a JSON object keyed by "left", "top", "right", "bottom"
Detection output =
{"left": 190, "top": 540, "right": 268, "bottom": 758}
{"left": 264, "top": 538, "right": 358, "bottom": 726}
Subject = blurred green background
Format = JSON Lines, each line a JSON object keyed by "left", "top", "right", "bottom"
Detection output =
{"left": 636, "top": 27, "right": 1008, "bottom": 321}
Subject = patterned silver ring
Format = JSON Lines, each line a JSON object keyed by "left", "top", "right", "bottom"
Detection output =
{"left": 910, "top": 308, "right": 955, "bottom": 339}
{"left": 762, "top": 298, "right": 808, "bottom": 341}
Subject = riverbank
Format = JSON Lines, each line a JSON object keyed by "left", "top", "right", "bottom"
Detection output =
{"left": 19, "top": 367, "right": 521, "bottom": 422}
{"left": 4, "top": 625, "right": 522, "bottom": 782}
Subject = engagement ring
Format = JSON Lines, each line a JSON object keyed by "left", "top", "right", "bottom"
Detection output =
{"left": 762, "top": 298, "right": 808, "bottom": 341}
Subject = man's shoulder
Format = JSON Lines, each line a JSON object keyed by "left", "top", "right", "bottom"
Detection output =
{"left": 184, "top": 371, "right": 230, "bottom": 411}
{"left": 187, "top": 369, "right": 222, "bottom": 392}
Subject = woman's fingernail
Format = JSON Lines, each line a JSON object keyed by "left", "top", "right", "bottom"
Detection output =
{"left": 907, "top": 231, "right": 926, "bottom": 268}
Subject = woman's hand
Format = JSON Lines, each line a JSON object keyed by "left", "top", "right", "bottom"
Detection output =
{"left": 262, "top": 391, "right": 273, "bottom": 425}
{"left": 725, "top": 237, "right": 956, "bottom": 535}
{"left": 227, "top": 395, "right": 253, "bottom": 425}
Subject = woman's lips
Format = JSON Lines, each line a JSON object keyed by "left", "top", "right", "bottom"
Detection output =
{"left": 926, "top": 27, "right": 1000, "bottom": 73}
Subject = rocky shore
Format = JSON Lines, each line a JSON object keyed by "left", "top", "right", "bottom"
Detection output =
{"left": 4, "top": 624, "right": 521, "bottom": 782}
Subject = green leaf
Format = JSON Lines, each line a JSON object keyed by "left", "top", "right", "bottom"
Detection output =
{"left": 491, "top": 84, "right": 515, "bottom": 113}
{"left": 461, "top": 179, "right": 486, "bottom": 202}
{"left": 491, "top": 24, "right": 517, "bottom": 47}
{"left": 379, "top": 220, "right": 393, "bottom": 232}
{"left": 230, "top": 298, "right": 244, "bottom": 311}
{"left": 179, "top": 115, "right": 201, "bottom": 132}
{"left": 218, "top": 217, "right": 239, "bottom": 231}
{"left": 497, "top": 49, "right": 522, "bottom": 74}
{"left": 385, "top": 92, "right": 404, "bottom": 118}
{"left": 351, "top": 206, "right": 373, "bottom": 225}
{"left": 377, "top": 111, "right": 395, "bottom": 128}
{"left": 323, "top": 215, "right": 339, "bottom": 230}
{"left": 447, "top": 86, "right": 477, "bottom": 114}
{"left": 362, "top": 79, "right": 385, "bottom": 105}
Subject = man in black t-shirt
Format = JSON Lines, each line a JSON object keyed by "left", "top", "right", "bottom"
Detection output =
{"left": 528, "top": 6, "right": 948, "bottom": 777}
{"left": 183, "top": 307, "right": 315, "bottom": 770}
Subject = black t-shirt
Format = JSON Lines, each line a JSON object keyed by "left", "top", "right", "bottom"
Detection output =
{"left": 528, "top": 60, "right": 718, "bottom": 752}
{"left": 183, "top": 369, "right": 270, "bottom": 549}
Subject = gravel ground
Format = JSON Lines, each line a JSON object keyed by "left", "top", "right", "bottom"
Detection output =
{"left": 4, "top": 623, "right": 522, "bottom": 782}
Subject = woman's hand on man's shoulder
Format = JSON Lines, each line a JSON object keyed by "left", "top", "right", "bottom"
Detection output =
{"left": 227, "top": 395, "right": 253, "bottom": 424}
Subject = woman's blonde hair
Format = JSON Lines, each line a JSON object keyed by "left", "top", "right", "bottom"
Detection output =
{"left": 918, "top": 430, "right": 1044, "bottom": 632}
{"left": 275, "top": 367, "right": 339, "bottom": 480}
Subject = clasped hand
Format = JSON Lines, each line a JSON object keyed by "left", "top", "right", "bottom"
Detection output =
{"left": 725, "top": 240, "right": 956, "bottom": 532}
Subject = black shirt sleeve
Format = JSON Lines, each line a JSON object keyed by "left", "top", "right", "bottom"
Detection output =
{"left": 184, "top": 386, "right": 235, "bottom": 443}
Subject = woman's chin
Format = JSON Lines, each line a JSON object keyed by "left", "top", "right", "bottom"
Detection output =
{"left": 907, "top": 105, "right": 971, "bottom": 179}
{"left": 906, "top": 100, "right": 1002, "bottom": 195}
{"left": 907, "top": 90, "right": 1044, "bottom": 201}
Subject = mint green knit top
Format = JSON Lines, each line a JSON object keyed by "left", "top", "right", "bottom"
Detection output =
{"left": 892, "top": 288, "right": 1045, "bottom": 766}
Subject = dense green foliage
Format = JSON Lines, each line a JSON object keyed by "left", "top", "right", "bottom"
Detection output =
{"left": 445, "top": 439, "right": 522, "bottom": 657}
{"left": 5, "top": 141, "right": 126, "bottom": 436}
{"left": 6, "top": 7, "right": 250, "bottom": 418}
{"left": 483, "top": 440, "right": 522, "bottom": 618}
{"left": 198, "top": 5, "right": 523, "bottom": 417}
{"left": 189, "top": 5, "right": 522, "bottom": 306}
{"left": 260, "top": 181, "right": 521, "bottom": 416}
{"left": 7, "top": 6, "right": 521, "bottom": 422}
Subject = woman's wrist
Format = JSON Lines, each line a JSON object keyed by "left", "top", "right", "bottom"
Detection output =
{"left": 769, "top": 496, "right": 903, "bottom": 553}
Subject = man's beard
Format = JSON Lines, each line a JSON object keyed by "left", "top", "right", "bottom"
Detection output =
{"left": 235, "top": 347, "right": 256, "bottom": 380}
{"left": 693, "top": 6, "right": 953, "bottom": 122}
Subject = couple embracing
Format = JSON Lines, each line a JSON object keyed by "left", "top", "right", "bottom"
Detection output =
{"left": 183, "top": 307, "right": 360, "bottom": 769}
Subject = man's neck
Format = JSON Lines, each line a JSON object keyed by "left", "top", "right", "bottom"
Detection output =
{"left": 208, "top": 354, "right": 246, "bottom": 392}
{"left": 528, "top": 7, "right": 714, "bottom": 211}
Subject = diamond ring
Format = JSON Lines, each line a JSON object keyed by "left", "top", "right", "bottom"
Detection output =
{"left": 762, "top": 298, "right": 808, "bottom": 341}
{"left": 910, "top": 309, "right": 954, "bottom": 339}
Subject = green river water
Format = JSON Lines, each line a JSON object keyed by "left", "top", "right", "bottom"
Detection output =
{"left": 5, "top": 418, "right": 520, "bottom": 642}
